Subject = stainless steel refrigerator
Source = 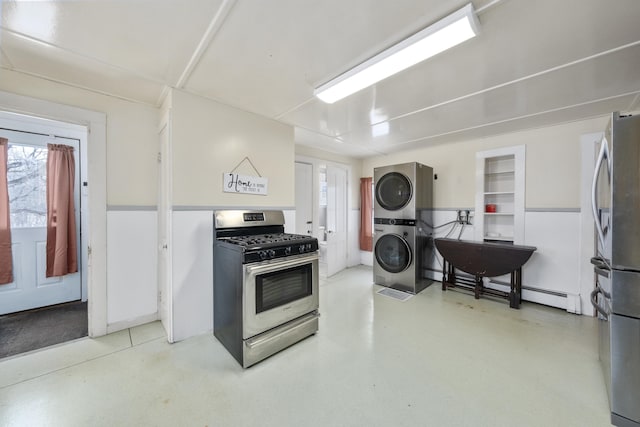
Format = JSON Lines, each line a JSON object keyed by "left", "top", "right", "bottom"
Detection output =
{"left": 591, "top": 112, "right": 640, "bottom": 427}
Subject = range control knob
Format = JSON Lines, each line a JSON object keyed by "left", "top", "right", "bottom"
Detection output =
{"left": 284, "top": 247, "right": 292, "bottom": 255}
{"left": 268, "top": 250, "right": 276, "bottom": 259}
{"left": 306, "top": 243, "right": 312, "bottom": 251}
{"left": 299, "top": 245, "right": 305, "bottom": 253}
{"left": 259, "top": 251, "right": 267, "bottom": 260}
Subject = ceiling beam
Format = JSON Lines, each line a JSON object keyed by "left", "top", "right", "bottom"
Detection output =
{"left": 174, "top": 0, "right": 237, "bottom": 89}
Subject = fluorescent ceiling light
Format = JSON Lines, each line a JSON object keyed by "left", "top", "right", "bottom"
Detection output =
{"left": 314, "top": 3, "right": 480, "bottom": 104}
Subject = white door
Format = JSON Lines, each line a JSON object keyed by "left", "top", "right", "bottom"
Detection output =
{"left": 0, "top": 129, "right": 81, "bottom": 315}
{"left": 295, "top": 162, "right": 313, "bottom": 235}
{"left": 325, "top": 165, "right": 347, "bottom": 277}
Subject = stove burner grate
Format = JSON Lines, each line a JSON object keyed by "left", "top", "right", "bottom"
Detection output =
{"left": 222, "top": 233, "right": 312, "bottom": 247}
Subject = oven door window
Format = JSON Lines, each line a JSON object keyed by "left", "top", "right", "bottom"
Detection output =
{"left": 256, "top": 264, "right": 313, "bottom": 313}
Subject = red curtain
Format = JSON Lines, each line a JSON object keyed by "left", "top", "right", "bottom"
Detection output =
{"left": 46, "top": 144, "right": 78, "bottom": 277}
{"left": 359, "top": 177, "right": 373, "bottom": 251}
{"left": 0, "top": 138, "right": 13, "bottom": 284}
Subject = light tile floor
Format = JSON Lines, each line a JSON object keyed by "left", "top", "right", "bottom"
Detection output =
{"left": 0, "top": 266, "right": 611, "bottom": 426}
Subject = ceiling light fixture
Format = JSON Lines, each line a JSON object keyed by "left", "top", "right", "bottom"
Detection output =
{"left": 314, "top": 3, "right": 480, "bottom": 104}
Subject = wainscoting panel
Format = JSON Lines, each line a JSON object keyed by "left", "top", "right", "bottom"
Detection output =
{"left": 106, "top": 210, "right": 158, "bottom": 328}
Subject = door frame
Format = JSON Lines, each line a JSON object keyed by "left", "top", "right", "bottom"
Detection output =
{"left": 578, "top": 131, "right": 603, "bottom": 316}
{"left": 294, "top": 161, "right": 313, "bottom": 236}
{"left": 0, "top": 90, "right": 107, "bottom": 337}
{"left": 325, "top": 163, "right": 348, "bottom": 276}
{"left": 0, "top": 127, "right": 83, "bottom": 314}
{"left": 157, "top": 109, "right": 174, "bottom": 343}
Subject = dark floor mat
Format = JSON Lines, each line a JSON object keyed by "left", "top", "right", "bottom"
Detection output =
{"left": 0, "top": 301, "right": 88, "bottom": 359}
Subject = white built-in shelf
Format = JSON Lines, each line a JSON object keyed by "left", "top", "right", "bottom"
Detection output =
{"left": 475, "top": 146, "right": 525, "bottom": 244}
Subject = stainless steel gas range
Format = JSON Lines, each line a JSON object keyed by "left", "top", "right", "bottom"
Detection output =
{"left": 213, "top": 210, "right": 319, "bottom": 368}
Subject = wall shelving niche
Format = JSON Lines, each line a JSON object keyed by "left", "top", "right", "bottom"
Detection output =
{"left": 474, "top": 145, "right": 525, "bottom": 244}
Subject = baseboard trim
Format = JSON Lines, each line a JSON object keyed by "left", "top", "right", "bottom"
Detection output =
{"left": 106, "top": 312, "right": 159, "bottom": 335}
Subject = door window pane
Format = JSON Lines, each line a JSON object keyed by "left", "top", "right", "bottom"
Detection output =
{"left": 7, "top": 145, "right": 47, "bottom": 228}
{"left": 319, "top": 166, "right": 327, "bottom": 241}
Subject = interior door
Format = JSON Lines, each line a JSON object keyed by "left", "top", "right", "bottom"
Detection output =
{"left": 326, "top": 165, "right": 347, "bottom": 277}
{"left": 295, "top": 162, "right": 313, "bottom": 235}
{"left": 0, "top": 129, "right": 81, "bottom": 315}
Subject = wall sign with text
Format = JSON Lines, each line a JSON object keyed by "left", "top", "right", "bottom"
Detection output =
{"left": 223, "top": 173, "right": 268, "bottom": 195}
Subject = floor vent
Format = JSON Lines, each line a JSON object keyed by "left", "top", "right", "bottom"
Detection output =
{"left": 376, "top": 287, "right": 413, "bottom": 302}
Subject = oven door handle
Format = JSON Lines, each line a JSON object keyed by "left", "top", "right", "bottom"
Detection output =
{"left": 245, "top": 311, "right": 320, "bottom": 349}
{"left": 245, "top": 253, "right": 318, "bottom": 275}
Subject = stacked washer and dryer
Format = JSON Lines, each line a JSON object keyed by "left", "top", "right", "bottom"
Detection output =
{"left": 373, "top": 162, "right": 434, "bottom": 294}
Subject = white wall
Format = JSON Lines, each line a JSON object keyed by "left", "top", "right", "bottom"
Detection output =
{"left": 166, "top": 89, "right": 297, "bottom": 341}
{"left": 106, "top": 210, "right": 158, "bottom": 331}
{"left": 362, "top": 118, "right": 609, "bottom": 209}
{"left": 170, "top": 89, "right": 294, "bottom": 207}
{"left": 521, "top": 211, "right": 581, "bottom": 311}
{"left": 283, "top": 209, "right": 296, "bottom": 233}
{"left": 0, "top": 69, "right": 160, "bottom": 335}
{"left": 348, "top": 209, "right": 361, "bottom": 268}
{"left": 171, "top": 210, "right": 213, "bottom": 342}
{"left": 361, "top": 118, "right": 610, "bottom": 314}
{"left": 0, "top": 69, "right": 159, "bottom": 206}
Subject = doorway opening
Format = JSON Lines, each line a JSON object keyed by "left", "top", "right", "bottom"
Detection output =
{"left": 294, "top": 157, "right": 349, "bottom": 278}
{"left": 0, "top": 111, "right": 89, "bottom": 357}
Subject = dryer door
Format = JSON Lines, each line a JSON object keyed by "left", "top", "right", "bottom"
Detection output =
{"left": 375, "top": 172, "right": 412, "bottom": 211}
{"left": 375, "top": 234, "right": 412, "bottom": 273}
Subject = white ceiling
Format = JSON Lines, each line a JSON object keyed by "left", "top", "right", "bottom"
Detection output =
{"left": 1, "top": 0, "right": 639, "bottom": 158}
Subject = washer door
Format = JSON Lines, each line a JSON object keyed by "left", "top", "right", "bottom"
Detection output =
{"left": 375, "top": 172, "right": 412, "bottom": 211}
{"left": 375, "top": 234, "right": 412, "bottom": 273}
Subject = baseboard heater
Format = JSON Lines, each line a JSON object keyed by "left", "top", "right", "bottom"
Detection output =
{"left": 423, "top": 267, "right": 568, "bottom": 298}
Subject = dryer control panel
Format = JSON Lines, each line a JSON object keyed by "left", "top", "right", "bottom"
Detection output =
{"left": 374, "top": 218, "right": 416, "bottom": 226}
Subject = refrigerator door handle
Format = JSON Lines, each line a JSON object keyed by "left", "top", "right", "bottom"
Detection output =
{"left": 591, "top": 256, "right": 611, "bottom": 278}
{"left": 590, "top": 256, "right": 608, "bottom": 269}
{"left": 590, "top": 285, "right": 608, "bottom": 320}
{"left": 591, "top": 136, "right": 610, "bottom": 252}
{"left": 594, "top": 274, "right": 611, "bottom": 298}
{"left": 594, "top": 266, "right": 610, "bottom": 278}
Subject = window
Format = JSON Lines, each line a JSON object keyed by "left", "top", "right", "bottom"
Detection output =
{"left": 319, "top": 165, "right": 327, "bottom": 240}
{"left": 7, "top": 144, "right": 47, "bottom": 228}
